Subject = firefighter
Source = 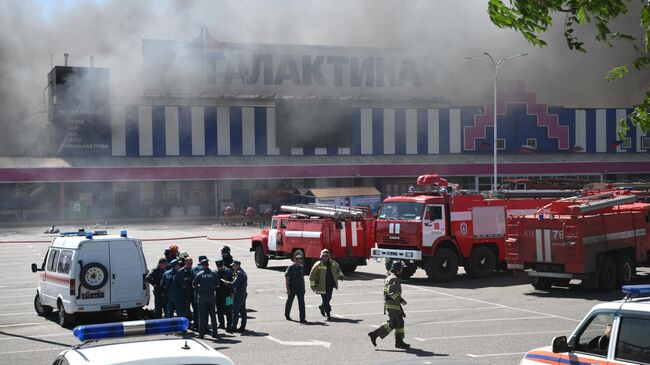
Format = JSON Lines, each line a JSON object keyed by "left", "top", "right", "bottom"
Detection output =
{"left": 368, "top": 260, "right": 410, "bottom": 349}
{"left": 192, "top": 255, "right": 208, "bottom": 329}
{"left": 309, "top": 249, "right": 344, "bottom": 321}
{"left": 145, "top": 257, "right": 168, "bottom": 319}
{"left": 181, "top": 257, "right": 196, "bottom": 327}
{"left": 192, "top": 258, "right": 218, "bottom": 339}
{"left": 223, "top": 260, "right": 247, "bottom": 333}
{"left": 221, "top": 246, "right": 234, "bottom": 267}
{"left": 160, "top": 259, "right": 186, "bottom": 318}
{"left": 215, "top": 259, "right": 233, "bottom": 329}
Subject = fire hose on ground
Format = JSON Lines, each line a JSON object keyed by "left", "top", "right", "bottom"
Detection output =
{"left": 0, "top": 235, "right": 253, "bottom": 244}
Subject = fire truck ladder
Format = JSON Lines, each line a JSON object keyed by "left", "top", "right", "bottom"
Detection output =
{"left": 568, "top": 194, "right": 637, "bottom": 214}
{"left": 281, "top": 204, "right": 367, "bottom": 220}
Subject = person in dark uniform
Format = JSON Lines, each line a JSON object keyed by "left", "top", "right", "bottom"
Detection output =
{"left": 221, "top": 246, "right": 234, "bottom": 267}
{"left": 145, "top": 257, "right": 168, "bottom": 319}
{"left": 192, "top": 255, "right": 208, "bottom": 329}
{"left": 160, "top": 259, "right": 186, "bottom": 318}
{"left": 285, "top": 253, "right": 306, "bottom": 323}
{"left": 215, "top": 259, "right": 233, "bottom": 330}
{"left": 164, "top": 248, "right": 172, "bottom": 262}
{"left": 368, "top": 260, "right": 410, "bottom": 349}
{"left": 181, "top": 257, "right": 196, "bottom": 327}
{"left": 192, "top": 258, "right": 219, "bottom": 339}
{"left": 223, "top": 260, "right": 247, "bottom": 333}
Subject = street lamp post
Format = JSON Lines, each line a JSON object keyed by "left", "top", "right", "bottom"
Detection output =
{"left": 465, "top": 52, "right": 528, "bottom": 193}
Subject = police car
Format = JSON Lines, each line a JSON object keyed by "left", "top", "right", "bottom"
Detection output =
{"left": 53, "top": 318, "right": 235, "bottom": 365}
{"left": 32, "top": 229, "right": 149, "bottom": 327}
{"left": 520, "top": 285, "right": 650, "bottom": 364}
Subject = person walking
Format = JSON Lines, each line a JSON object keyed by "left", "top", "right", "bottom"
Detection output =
{"left": 368, "top": 260, "right": 410, "bottom": 349}
{"left": 215, "top": 259, "right": 233, "bottom": 330}
{"left": 285, "top": 253, "right": 306, "bottom": 323}
{"left": 309, "top": 249, "right": 344, "bottom": 321}
{"left": 145, "top": 257, "right": 168, "bottom": 319}
{"left": 160, "top": 259, "right": 186, "bottom": 318}
{"left": 223, "top": 260, "right": 247, "bottom": 333}
{"left": 192, "top": 258, "right": 219, "bottom": 339}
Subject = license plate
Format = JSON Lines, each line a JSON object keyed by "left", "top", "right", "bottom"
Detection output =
{"left": 81, "top": 292, "right": 105, "bottom": 299}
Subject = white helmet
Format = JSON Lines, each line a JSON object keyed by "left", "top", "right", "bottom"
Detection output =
{"left": 320, "top": 249, "right": 330, "bottom": 257}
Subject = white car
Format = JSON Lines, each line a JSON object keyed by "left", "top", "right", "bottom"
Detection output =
{"left": 32, "top": 229, "right": 150, "bottom": 327}
{"left": 52, "top": 318, "right": 235, "bottom": 365}
{"left": 520, "top": 284, "right": 650, "bottom": 364}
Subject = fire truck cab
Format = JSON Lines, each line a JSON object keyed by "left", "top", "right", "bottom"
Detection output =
{"left": 371, "top": 174, "right": 555, "bottom": 282}
{"left": 506, "top": 193, "right": 650, "bottom": 291}
{"left": 250, "top": 204, "right": 374, "bottom": 273}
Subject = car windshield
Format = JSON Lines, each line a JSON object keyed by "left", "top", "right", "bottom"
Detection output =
{"left": 379, "top": 202, "right": 424, "bottom": 221}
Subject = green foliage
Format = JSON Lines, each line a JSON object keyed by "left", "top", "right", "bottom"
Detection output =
{"left": 487, "top": 0, "right": 650, "bottom": 131}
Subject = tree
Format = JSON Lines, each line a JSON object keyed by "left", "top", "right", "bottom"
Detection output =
{"left": 488, "top": 0, "right": 649, "bottom": 135}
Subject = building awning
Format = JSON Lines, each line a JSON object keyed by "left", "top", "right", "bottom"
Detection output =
{"left": 302, "top": 187, "right": 381, "bottom": 199}
{"left": 0, "top": 154, "right": 648, "bottom": 183}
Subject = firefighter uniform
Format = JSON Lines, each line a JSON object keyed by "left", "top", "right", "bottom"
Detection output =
{"left": 368, "top": 261, "right": 410, "bottom": 349}
{"left": 226, "top": 260, "right": 247, "bottom": 332}
{"left": 215, "top": 260, "right": 233, "bottom": 329}
{"left": 192, "top": 259, "right": 218, "bottom": 338}
{"left": 145, "top": 258, "right": 168, "bottom": 319}
{"left": 160, "top": 259, "right": 186, "bottom": 318}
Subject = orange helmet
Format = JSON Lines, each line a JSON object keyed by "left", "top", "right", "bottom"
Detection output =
{"left": 169, "top": 244, "right": 179, "bottom": 257}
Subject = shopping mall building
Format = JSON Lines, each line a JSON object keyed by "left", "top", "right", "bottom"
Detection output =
{"left": 1, "top": 29, "right": 648, "bottom": 222}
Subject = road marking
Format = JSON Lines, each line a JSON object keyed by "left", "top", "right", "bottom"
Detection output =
{"left": 0, "top": 333, "right": 69, "bottom": 341}
{"left": 0, "top": 295, "right": 36, "bottom": 299}
{"left": 0, "top": 322, "right": 49, "bottom": 328}
{"left": 467, "top": 352, "right": 526, "bottom": 358}
{"left": 403, "top": 284, "right": 581, "bottom": 323}
{"left": 421, "top": 315, "right": 551, "bottom": 325}
{"left": 265, "top": 335, "right": 331, "bottom": 348}
{"left": 336, "top": 306, "right": 502, "bottom": 318}
{"left": 0, "top": 302, "right": 31, "bottom": 307}
{"left": 0, "top": 347, "right": 63, "bottom": 355}
{"left": 305, "top": 297, "right": 454, "bottom": 308}
{"left": 0, "top": 312, "right": 37, "bottom": 316}
{"left": 414, "top": 329, "right": 572, "bottom": 341}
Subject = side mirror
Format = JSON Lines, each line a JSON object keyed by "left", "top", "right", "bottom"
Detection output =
{"left": 552, "top": 336, "right": 569, "bottom": 353}
{"left": 31, "top": 263, "right": 38, "bottom": 273}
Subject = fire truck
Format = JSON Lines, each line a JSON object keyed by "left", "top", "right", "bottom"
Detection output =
{"left": 505, "top": 192, "right": 650, "bottom": 291}
{"left": 370, "top": 174, "right": 559, "bottom": 281}
{"left": 250, "top": 204, "right": 374, "bottom": 273}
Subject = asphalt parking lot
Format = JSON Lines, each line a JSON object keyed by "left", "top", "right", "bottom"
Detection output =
{"left": 0, "top": 222, "right": 644, "bottom": 365}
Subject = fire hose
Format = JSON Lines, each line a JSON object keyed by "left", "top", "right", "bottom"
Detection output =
{"left": 0, "top": 235, "right": 252, "bottom": 244}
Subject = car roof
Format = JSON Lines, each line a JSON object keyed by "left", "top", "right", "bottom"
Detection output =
{"left": 51, "top": 236, "right": 136, "bottom": 250}
{"left": 588, "top": 297, "right": 650, "bottom": 315}
{"left": 61, "top": 338, "right": 232, "bottom": 365}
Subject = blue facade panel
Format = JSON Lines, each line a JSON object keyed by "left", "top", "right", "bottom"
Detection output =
{"left": 229, "top": 107, "right": 243, "bottom": 156}
{"left": 178, "top": 106, "right": 192, "bottom": 156}
{"left": 152, "top": 106, "right": 165, "bottom": 157}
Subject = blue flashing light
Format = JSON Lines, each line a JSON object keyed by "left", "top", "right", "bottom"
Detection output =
{"left": 73, "top": 318, "right": 189, "bottom": 342}
{"left": 85, "top": 232, "right": 93, "bottom": 239}
{"left": 120, "top": 230, "right": 127, "bottom": 238}
{"left": 622, "top": 285, "right": 650, "bottom": 295}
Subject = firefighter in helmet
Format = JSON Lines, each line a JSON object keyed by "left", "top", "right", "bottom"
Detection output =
{"left": 368, "top": 260, "right": 410, "bottom": 349}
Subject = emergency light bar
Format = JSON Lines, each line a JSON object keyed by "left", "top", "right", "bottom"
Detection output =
{"left": 72, "top": 318, "right": 189, "bottom": 341}
{"left": 622, "top": 285, "right": 650, "bottom": 296}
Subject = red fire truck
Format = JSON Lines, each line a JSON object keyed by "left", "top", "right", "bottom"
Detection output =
{"left": 250, "top": 204, "right": 374, "bottom": 273}
{"left": 505, "top": 192, "right": 650, "bottom": 291}
{"left": 370, "top": 174, "right": 558, "bottom": 281}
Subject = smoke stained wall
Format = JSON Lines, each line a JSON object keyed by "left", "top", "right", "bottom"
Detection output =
{"left": 0, "top": 0, "right": 647, "bottom": 156}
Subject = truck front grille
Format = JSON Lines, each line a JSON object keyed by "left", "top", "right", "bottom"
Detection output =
{"left": 382, "top": 236, "right": 409, "bottom": 245}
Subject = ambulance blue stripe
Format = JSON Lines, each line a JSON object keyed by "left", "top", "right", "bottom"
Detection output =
{"left": 525, "top": 353, "right": 593, "bottom": 365}
{"left": 395, "top": 108, "right": 406, "bottom": 155}
{"left": 178, "top": 106, "right": 192, "bottom": 156}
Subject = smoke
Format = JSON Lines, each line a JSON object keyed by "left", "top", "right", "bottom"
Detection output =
{"left": 0, "top": 0, "right": 647, "bottom": 156}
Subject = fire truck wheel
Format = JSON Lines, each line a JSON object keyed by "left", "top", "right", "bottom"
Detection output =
{"left": 598, "top": 256, "right": 618, "bottom": 292}
{"left": 254, "top": 245, "right": 268, "bottom": 269}
{"left": 553, "top": 279, "right": 571, "bottom": 288}
{"left": 302, "top": 257, "right": 314, "bottom": 276}
{"left": 615, "top": 255, "right": 634, "bottom": 285}
{"left": 425, "top": 248, "right": 459, "bottom": 282}
{"left": 530, "top": 276, "right": 553, "bottom": 290}
{"left": 466, "top": 246, "right": 497, "bottom": 278}
{"left": 400, "top": 264, "right": 417, "bottom": 279}
{"left": 341, "top": 262, "right": 358, "bottom": 274}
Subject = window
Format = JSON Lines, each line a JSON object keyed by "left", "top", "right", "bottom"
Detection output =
{"left": 496, "top": 138, "right": 506, "bottom": 150}
{"left": 379, "top": 202, "right": 424, "bottom": 221}
{"left": 271, "top": 219, "right": 278, "bottom": 230}
{"left": 526, "top": 138, "right": 537, "bottom": 149}
{"left": 641, "top": 137, "right": 650, "bottom": 149}
{"left": 280, "top": 220, "right": 287, "bottom": 229}
{"left": 47, "top": 249, "right": 60, "bottom": 272}
{"left": 616, "top": 317, "right": 650, "bottom": 363}
{"left": 427, "top": 206, "right": 443, "bottom": 221}
{"left": 573, "top": 313, "right": 615, "bottom": 358}
{"left": 621, "top": 137, "right": 632, "bottom": 149}
{"left": 56, "top": 250, "right": 73, "bottom": 274}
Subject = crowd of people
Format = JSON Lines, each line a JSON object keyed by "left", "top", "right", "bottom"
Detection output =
{"left": 145, "top": 244, "right": 247, "bottom": 338}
